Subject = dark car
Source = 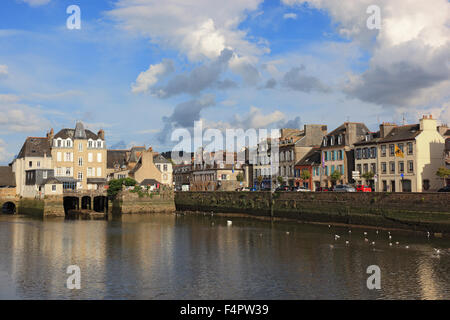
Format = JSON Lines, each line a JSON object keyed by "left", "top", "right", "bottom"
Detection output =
{"left": 438, "top": 185, "right": 450, "bottom": 192}
{"left": 333, "top": 184, "right": 356, "bottom": 192}
{"left": 275, "top": 185, "right": 290, "bottom": 192}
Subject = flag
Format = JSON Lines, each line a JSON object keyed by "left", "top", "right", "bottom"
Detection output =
{"left": 394, "top": 145, "right": 404, "bottom": 158}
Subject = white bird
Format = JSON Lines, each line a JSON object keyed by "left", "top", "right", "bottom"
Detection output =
{"left": 348, "top": 230, "right": 352, "bottom": 234}
{"left": 427, "top": 232, "right": 430, "bottom": 238}
{"left": 335, "top": 235, "right": 340, "bottom": 240}
{"left": 405, "top": 246, "right": 409, "bottom": 249}
{"left": 388, "top": 231, "right": 391, "bottom": 235}
{"left": 227, "top": 220, "right": 232, "bottom": 226}
{"left": 345, "top": 241, "right": 349, "bottom": 245}
{"left": 389, "top": 243, "right": 393, "bottom": 246}
{"left": 371, "top": 242, "right": 375, "bottom": 246}
{"left": 286, "top": 231, "right": 290, "bottom": 235}
{"left": 364, "top": 232, "right": 368, "bottom": 236}
{"left": 328, "top": 225, "right": 331, "bottom": 228}
{"left": 376, "top": 230, "right": 379, "bottom": 234}
{"left": 364, "top": 238, "right": 369, "bottom": 242}
{"left": 389, "top": 235, "right": 392, "bottom": 240}
{"left": 329, "top": 244, "right": 334, "bottom": 249}
{"left": 396, "top": 242, "right": 399, "bottom": 245}
{"left": 434, "top": 248, "right": 441, "bottom": 254}
{"left": 211, "top": 222, "right": 214, "bottom": 226}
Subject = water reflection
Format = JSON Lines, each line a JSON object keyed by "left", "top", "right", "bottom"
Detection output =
{"left": 0, "top": 214, "right": 449, "bottom": 299}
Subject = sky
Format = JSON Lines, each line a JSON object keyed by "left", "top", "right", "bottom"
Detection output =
{"left": 0, "top": 0, "right": 449, "bottom": 164}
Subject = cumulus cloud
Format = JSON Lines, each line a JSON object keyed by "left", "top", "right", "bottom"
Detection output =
{"left": 0, "top": 139, "right": 13, "bottom": 163}
{"left": 108, "top": 0, "right": 266, "bottom": 62}
{"left": 282, "top": 66, "right": 331, "bottom": 93}
{"left": 131, "top": 59, "right": 174, "bottom": 94}
{"left": 284, "top": 0, "right": 450, "bottom": 108}
{"left": 0, "top": 65, "right": 8, "bottom": 78}
{"left": 283, "top": 13, "right": 297, "bottom": 19}
{"left": 0, "top": 94, "right": 50, "bottom": 132}
{"left": 19, "top": 0, "right": 51, "bottom": 6}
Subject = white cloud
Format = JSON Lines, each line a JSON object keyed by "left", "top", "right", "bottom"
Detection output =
{"left": 0, "top": 139, "right": 13, "bottom": 163}
{"left": 19, "top": 0, "right": 51, "bottom": 7}
{"left": 284, "top": 0, "right": 450, "bottom": 109}
{"left": 131, "top": 59, "right": 174, "bottom": 94}
{"left": 0, "top": 65, "right": 8, "bottom": 78}
{"left": 107, "top": 0, "right": 266, "bottom": 61}
{"left": 0, "top": 95, "right": 50, "bottom": 132}
{"left": 0, "top": 94, "right": 20, "bottom": 103}
{"left": 283, "top": 13, "right": 297, "bottom": 19}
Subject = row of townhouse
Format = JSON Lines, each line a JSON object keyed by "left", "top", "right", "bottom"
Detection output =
{"left": 2, "top": 121, "right": 174, "bottom": 199}
{"left": 293, "top": 116, "right": 449, "bottom": 192}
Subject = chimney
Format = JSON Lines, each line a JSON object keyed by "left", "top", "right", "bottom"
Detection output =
{"left": 420, "top": 115, "right": 437, "bottom": 131}
{"left": 98, "top": 129, "right": 105, "bottom": 140}
{"left": 47, "top": 128, "right": 54, "bottom": 140}
{"left": 380, "top": 123, "right": 397, "bottom": 138}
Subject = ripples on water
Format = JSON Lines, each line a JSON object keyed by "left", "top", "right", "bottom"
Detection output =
{"left": 0, "top": 213, "right": 449, "bottom": 300}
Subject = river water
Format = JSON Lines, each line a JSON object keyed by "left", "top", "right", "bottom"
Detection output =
{"left": 0, "top": 213, "right": 449, "bottom": 300}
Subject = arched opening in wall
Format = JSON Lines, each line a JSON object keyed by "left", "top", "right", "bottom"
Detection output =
{"left": 93, "top": 196, "right": 107, "bottom": 212}
{"left": 63, "top": 197, "right": 79, "bottom": 216}
{"left": 81, "top": 196, "right": 91, "bottom": 210}
{"left": 2, "top": 202, "right": 16, "bottom": 215}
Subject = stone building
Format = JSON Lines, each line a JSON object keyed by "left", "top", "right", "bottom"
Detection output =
{"left": 128, "top": 147, "right": 164, "bottom": 186}
{"left": 320, "top": 122, "right": 370, "bottom": 187}
{"left": 294, "top": 148, "right": 321, "bottom": 190}
{"left": 173, "top": 164, "right": 192, "bottom": 191}
{"left": 278, "top": 125, "right": 327, "bottom": 186}
{"left": 0, "top": 166, "right": 16, "bottom": 197}
{"left": 11, "top": 137, "right": 53, "bottom": 196}
{"left": 51, "top": 122, "right": 107, "bottom": 191}
{"left": 153, "top": 153, "right": 173, "bottom": 186}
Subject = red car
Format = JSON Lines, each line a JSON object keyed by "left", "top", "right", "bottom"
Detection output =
{"left": 316, "top": 187, "right": 331, "bottom": 192}
{"left": 356, "top": 185, "right": 372, "bottom": 192}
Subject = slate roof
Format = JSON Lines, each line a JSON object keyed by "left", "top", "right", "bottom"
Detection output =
{"left": 322, "top": 122, "right": 369, "bottom": 147}
{"left": 295, "top": 149, "right": 321, "bottom": 166}
{"left": 0, "top": 166, "right": 16, "bottom": 187}
{"left": 354, "top": 132, "right": 382, "bottom": 146}
{"left": 54, "top": 128, "right": 99, "bottom": 140}
{"left": 107, "top": 150, "right": 129, "bottom": 169}
{"left": 378, "top": 124, "right": 421, "bottom": 143}
{"left": 153, "top": 154, "right": 170, "bottom": 164}
{"left": 129, "top": 146, "right": 146, "bottom": 162}
{"left": 17, "top": 137, "right": 51, "bottom": 158}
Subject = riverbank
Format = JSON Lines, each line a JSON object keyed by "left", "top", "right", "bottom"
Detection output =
{"left": 175, "top": 191, "right": 450, "bottom": 235}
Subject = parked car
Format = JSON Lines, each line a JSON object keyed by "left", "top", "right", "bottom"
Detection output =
{"left": 260, "top": 187, "right": 272, "bottom": 191}
{"left": 316, "top": 187, "right": 331, "bottom": 192}
{"left": 356, "top": 185, "right": 372, "bottom": 192}
{"left": 275, "top": 185, "right": 290, "bottom": 192}
{"left": 294, "top": 186, "right": 311, "bottom": 192}
{"left": 437, "top": 185, "right": 450, "bottom": 192}
{"left": 333, "top": 184, "right": 356, "bottom": 192}
{"left": 250, "top": 187, "right": 258, "bottom": 191}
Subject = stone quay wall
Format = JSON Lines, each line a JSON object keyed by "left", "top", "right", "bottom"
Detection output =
{"left": 175, "top": 191, "right": 450, "bottom": 234}
{"left": 114, "top": 190, "right": 176, "bottom": 215}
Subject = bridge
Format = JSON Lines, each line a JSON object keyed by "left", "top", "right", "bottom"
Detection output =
{"left": 61, "top": 190, "right": 109, "bottom": 215}
{"left": 0, "top": 196, "right": 18, "bottom": 215}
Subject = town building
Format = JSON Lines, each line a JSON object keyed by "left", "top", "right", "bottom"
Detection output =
{"left": 353, "top": 130, "right": 383, "bottom": 190}
{"left": 445, "top": 138, "right": 450, "bottom": 185}
{"left": 106, "top": 149, "right": 129, "bottom": 180}
{"left": 51, "top": 122, "right": 107, "bottom": 191}
{"left": 11, "top": 137, "right": 53, "bottom": 197}
{"left": 320, "top": 122, "right": 370, "bottom": 187}
{"left": 0, "top": 166, "right": 16, "bottom": 197}
{"left": 128, "top": 147, "right": 164, "bottom": 187}
{"left": 294, "top": 148, "right": 321, "bottom": 190}
{"left": 153, "top": 153, "right": 173, "bottom": 186}
{"left": 252, "top": 138, "right": 274, "bottom": 189}
{"left": 173, "top": 164, "right": 192, "bottom": 191}
{"left": 375, "top": 116, "right": 445, "bottom": 192}
{"left": 279, "top": 125, "right": 327, "bottom": 187}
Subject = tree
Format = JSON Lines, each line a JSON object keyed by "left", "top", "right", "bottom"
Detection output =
{"left": 107, "top": 177, "right": 138, "bottom": 198}
{"left": 300, "top": 169, "right": 311, "bottom": 181}
{"left": 236, "top": 172, "right": 244, "bottom": 182}
{"left": 436, "top": 167, "right": 450, "bottom": 185}
{"left": 361, "top": 171, "right": 375, "bottom": 182}
{"left": 277, "top": 176, "right": 284, "bottom": 185}
{"left": 330, "top": 171, "right": 342, "bottom": 184}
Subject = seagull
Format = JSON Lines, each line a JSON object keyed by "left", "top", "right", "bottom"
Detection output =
{"left": 345, "top": 241, "right": 349, "bottom": 245}
{"left": 388, "top": 231, "right": 391, "bottom": 235}
{"left": 389, "top": 236, "right": 392, "bottom": 240}
{"left": 434, "top": 248, "right": 441, "bottom": 254}
{"left": 371, "top": 242, "right": 375, "bottom": 246}
{"left": 286, "top": 231, "right": 290, "bottom": 235}
{"left": 329, "top": 244, "right": 334, "bottom": 249}
{"left": 405, "top": 246, "right": 409, "bottom": 249}
{"left": 396, "top": 242, "right": 399, "bottom": 245}
{"left": 376, "top": 230, "right": 379, "bottom": 235}
{"left": 328, "top": 225, "right": 331, "bottom": 228}
{"left": 348, "top": 230, "right": 352, "bottom": 234}
{"left": 364, "top": 232, "right": 368, "bottom": 236}
{"left": 335, "top": 235, "right": 340, "bottom": 240}
{"left": 427, "top": 232, "right": 430, "bottom": 238}
{"left": 364, "top": 238, "right": 369, "bottom": 242}
{"left": 389, "top": 243, "right": 393, "bottom": 246}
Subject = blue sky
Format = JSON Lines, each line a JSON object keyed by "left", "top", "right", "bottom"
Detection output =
{"left": 0, "top": 0, "right": 449, "bottom": 163}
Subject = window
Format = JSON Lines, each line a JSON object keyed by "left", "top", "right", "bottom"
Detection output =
{"left": 65, "top": 152, "right": 72, "bottom": 162}
{"left": 423, "top": 179, "right": 430, "bottom": 191}
{"left": 389, "top": 144, "right": 395, "bottom": 156}
{"left": 37, "top": 161, "right": 40, "bottom": 168}
{"left": 331, "top": 151, "right": 335, "bottom": 161}
{"left": 97, "top": 140, "right": 102, "bottom": 148}
{"left": 381, "top": 145, "right": 386, "bottom": 157}
{"left": 97, "top": 167, "right": 101, "bottom": 177}
{"left": 87, "top": 167, "right": 92, "bottom": 177}
{"left": 78, "top": 172, "right": 83, "bottom": 181}
{"left": 29, "top": 161, "right": 32, "bottom": 168}
{"left": 357, "top": 164, "right": 362, "bottom": 174}
{"left": 52, "top": 185, "right": 56, "bottom": 192}
{"left": 66, "top": 139, "right": 72, "bottom": 148}
{"left": 371, "top": 163, "right": 376, "bottom": 174}
{"left": 66, "top": 167, "right": 72, "bottom": 176}
{"left": 324, "top": 151, "right": 328, "bottom": 161}
{"left": 156, "top": 164, "right": 161, "bottom": 170}
{"left": 78, "top": 157, "right": 83, "bottom": 167}
{"left": 56, "top": 139, "right": 62, "bottom": 147}
{"left": 43, "top": 171, "right": 47, "bottom": 179}
{"left": 338, "top": 135, "right": 342, "bottom": 145}
{"left": 370, "top": 147, "right": 377, "bottom": 159}
{"left": 88, "top": 153, "right": 93, "bottom": 162}
{"left": 97, "top": 153, "right": 102, "bottom": 162}
{"left": 78, "top": 142, "right": 83, "bottom": 152}
{"left": 57, "top": 152, "right": 61, "bottom": 162}
{"left": 407, "top": 142, "right": 413, "bottom": 155}
{"left": 88, "top": 140, "right": 93, "bottom": 148}
{"left": 390, "top": 161, "right": 395, "bottom": 173}
{"left": 363, "top": 164, "right": 368, "bottom": 174}
{"left": 399, "top": 161, "right": 404, "bottom": 173}
{"left": 323, "top": 137, "right": 327, "bottom": 147}
{"left": 338, "top": 150, "right": 343, "bottom": 160}
{"left": 408, "top": 161, "right": 414, "bottom": 173}
{"left": 398, "top": 143, "right": 404, "bottom": 152}
{"left": 221, "top": 174, "right": 227, "bottom": 180}
{"left": 356, "top": 149, "right": 361, "bottom": 160}
{"left": 382, "top": 180, "right": 387, "bottom": 192}
{"left": 163, "top": 164, "right": 168, "bottom": 171}
{"left": 330, "top": 136, "right": 334, "bottom": 146}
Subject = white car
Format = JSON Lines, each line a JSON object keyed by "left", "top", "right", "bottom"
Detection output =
{"left": 295, "top": 186, "right": 311, "bottom": 192}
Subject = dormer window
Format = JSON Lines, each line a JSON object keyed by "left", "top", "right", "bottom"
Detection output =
{"left": 97, "top": 140, "right": 102, "bottom": 148}
{"left": 330, "top": 136, "right": 335, "bottom": 146}
{"left": 338, "top": 135, "right": 342, "bottom": 145}
{"left": 323, "top": 137, "right": 327, "bottom": 147}
{"left": 66, "top": 139, "right": 72, "bottom": 148}
{"left": 88, "top": 139, "right": 94, "bottom": 148}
